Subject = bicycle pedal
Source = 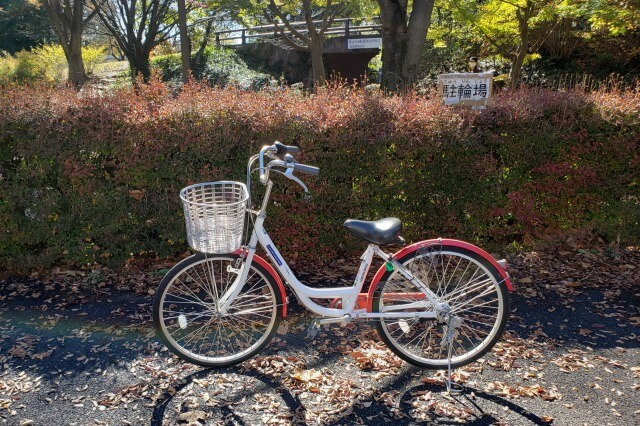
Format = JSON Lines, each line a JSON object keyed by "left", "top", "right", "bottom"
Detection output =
{"left": 306, "top": 321, "right": 320, "bottom": 339}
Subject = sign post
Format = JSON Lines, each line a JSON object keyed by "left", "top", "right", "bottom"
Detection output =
{"left": 437, "top": 72, "right": 493, "bottom": 108}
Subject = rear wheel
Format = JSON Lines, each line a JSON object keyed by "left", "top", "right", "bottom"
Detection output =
{"left": 153, "top": 253, "right": 282, "bottom": 367}
{"left": 373, "top": 245, "right": 509, "bottom": 369}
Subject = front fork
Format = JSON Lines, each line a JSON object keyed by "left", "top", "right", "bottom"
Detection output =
{"left": 217, "top": 182, "right": 275, "bottom": 314}
{"left": 216, "top": 233, "right": 260, "bottom": 315}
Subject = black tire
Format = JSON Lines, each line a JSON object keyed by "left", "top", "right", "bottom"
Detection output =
{"left": 153, "top": 252, "right": 282, "bottom": 367}
{"left": 373, "top": 245, "right": 509, "bottom": 369}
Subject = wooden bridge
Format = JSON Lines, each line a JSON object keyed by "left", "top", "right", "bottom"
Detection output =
{"left": 213, "top": 18, "right": 383, "bottom": 84}
{"left": 214, "top": 18, "right": 382, "bottom": 47}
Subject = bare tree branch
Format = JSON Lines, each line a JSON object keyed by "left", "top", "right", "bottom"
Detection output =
{"left": 267, "top": 0, "right": 311, "bottom": 45}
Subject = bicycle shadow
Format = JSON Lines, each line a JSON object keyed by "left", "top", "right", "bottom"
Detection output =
{"left": 398, "top": 382, "right": 549, "bottom": 425}
{"left": 149, "top": 359, "right": 550, "bottom": 426}
{"left": 149, "top": 367, "right": 305, "bottom": 426}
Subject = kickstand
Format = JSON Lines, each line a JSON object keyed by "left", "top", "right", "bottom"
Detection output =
{"left": 445, "top": 327, "right": 464, "bottom": 395}
{"left": 306, "top": 319, "right": 320, "bottom": 339}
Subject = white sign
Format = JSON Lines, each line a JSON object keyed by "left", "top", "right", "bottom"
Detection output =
{"left": 437, "top": 72, "right": 493, "bottom": 107}
{"left": 347, "top": 38, "right": 382, "bottom": 50}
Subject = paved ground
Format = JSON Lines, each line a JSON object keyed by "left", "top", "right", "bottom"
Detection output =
{"left": 1, "top": 248, "right": 639, "bottom": 425}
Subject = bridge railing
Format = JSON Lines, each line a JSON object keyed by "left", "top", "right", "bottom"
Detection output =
{"left": 214, "top": 18, "right": 382, "bottom": 46}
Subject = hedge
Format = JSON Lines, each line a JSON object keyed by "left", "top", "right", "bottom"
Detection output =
{"left": 0, "top": 81, "right": 638, "bottom": 273}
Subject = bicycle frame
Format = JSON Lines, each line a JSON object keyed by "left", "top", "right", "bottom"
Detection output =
{"left": 217, "top": 180, "right": 444, "bottom": 321}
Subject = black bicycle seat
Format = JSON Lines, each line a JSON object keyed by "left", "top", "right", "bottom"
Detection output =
{"left": 343, "top": 218, "right": 402, "bottom": 245}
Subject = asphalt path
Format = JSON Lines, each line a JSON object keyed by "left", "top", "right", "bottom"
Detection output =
{"left": 1, "top": 249, "right": 639, "bottom": 425}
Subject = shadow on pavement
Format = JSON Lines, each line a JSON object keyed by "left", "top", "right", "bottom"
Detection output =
{"left": 150, "top": 367, "right": 305, "bottom": 426}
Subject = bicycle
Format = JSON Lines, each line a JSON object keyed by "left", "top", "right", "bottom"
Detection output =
{"left": 152, "top": 142, "right": 513, "bottom": 390}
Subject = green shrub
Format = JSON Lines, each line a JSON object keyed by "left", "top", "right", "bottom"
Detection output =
{"left": 83, "top": 45, "right": 107, "bottom": 75}
{"left": 13, "top": 44, "right": 67, "bottom": 83}
{"left": 152, "top": 47, "right": 275, "bottom": 89}
{"left": 0, "top": 51, "right": 16, "bottom": 85}
{"left": 0, "top": 44, "right": 107, "bottom": 84}
{"left": 0, "top": 83, "right": 638, "bottom": 274}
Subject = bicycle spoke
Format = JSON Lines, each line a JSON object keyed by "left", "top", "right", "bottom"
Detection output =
{"left": 452, "top": 297, "right": 500, "bottom": 314}
{"left": 155, "top": 255, "right": 281, "bottom": 367}
{"left": 374, "top": 247, "right": 508, "bottom": 369}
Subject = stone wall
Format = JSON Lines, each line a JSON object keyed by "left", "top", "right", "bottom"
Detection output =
{"left": 236, "top": 42, "right": 312, "bottom": 86}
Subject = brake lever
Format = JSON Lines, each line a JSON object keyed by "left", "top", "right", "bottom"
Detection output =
{"left": 282, "top": 154, "right": 309, "bottom": 192}
{"left": 284, "top": 167, "right": 309, "bottom": 193}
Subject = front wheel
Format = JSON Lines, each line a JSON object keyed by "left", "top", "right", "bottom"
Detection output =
{"left": 372, "top": 244, "right": 509, "bottom": 369}
{"left": 153, "top": 252, "right": 283, "bottom": 367}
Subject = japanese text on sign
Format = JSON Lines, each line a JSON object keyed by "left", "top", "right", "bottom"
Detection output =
{"left": 437, "top": 72, "right": 493, "bottom": 107}
{"left": 347, "top": 38, "right": 382, "bottom": 49}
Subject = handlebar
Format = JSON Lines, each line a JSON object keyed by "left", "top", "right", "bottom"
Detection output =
{"left": 293, "top": 163, "right": 320, "bottom": 176}
{"left": 258, "top": 142, "right": 319, "bottom": 185}
{"left": 274, "top": 141, "right": 300, "bottom": 155}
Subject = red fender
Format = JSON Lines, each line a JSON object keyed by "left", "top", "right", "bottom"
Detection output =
{"left": 364, "top": 239, "right": 514, "bottom": 312}
{"left": 233, "top": 250, "right": 287, "bottom": 318}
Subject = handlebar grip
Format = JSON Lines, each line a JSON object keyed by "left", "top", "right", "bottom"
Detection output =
{"left": 274, "top": 141, "right": 301, "bottom": 155}
{"left": 294, "top": 163, "right": 320, "bottom": 176}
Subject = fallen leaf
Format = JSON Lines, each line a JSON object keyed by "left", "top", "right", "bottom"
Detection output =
{"left": 129, "top": 190, "right": 145, "bottom": 201}
{"left": 291, "top": 368, "right": 321, "bottom": 382}
{"left": 32, "top": 350, "right": 53, "bottom": 360}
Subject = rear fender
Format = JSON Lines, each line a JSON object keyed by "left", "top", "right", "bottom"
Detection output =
{"left": 365, "top": 239, "right": 514, "bottom": 312}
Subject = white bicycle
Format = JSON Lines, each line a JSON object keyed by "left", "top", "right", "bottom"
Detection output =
{"left": 153, "top": 142, "right": 513, "bottom": 379}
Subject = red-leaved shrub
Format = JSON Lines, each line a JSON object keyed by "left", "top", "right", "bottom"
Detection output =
{"left": 0, "top": 80, "right": 638, "bottom": 273}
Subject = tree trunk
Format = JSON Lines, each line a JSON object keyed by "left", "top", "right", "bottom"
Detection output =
{"left": 127, "top": 48, "right": 152, "bottom": 82}
{"left": 310, "top": 36, "right": 326, "bottom": 86}
{"left": 42, "top": 0, "right": 89, "bottom": 87}
{"left": 379, "top": 0, "right": 407, "bottom": 91}
{"left": 67, "top": 28, "right": 87, "bottom": 86}
{"left": 509, "top": 42, "right": 527, "bottom": 89}
{"left": 68, "top": 3, "right": 88, "bottom": 86}
{"left": 177, "top": 0, "right": 190, "bottom": 83}
{"left": 193, "top": 20, "right": 214, "bottom": 73}
{"left": 378, "top": 0, "right": 435, "bottom": 92}
{"left": 402, "top": 0, "right": 434, "bottom": 86}
{"left": 508, "top": 3, "right": 532, "bottom": 89}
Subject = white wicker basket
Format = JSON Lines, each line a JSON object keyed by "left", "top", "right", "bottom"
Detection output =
{"left": 180, "top": 181, "right": 248, "bottom": 254}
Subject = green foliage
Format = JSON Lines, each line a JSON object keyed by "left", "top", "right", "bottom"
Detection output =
{"left": 151, "top": 47, "right": 275, "bottom": 89}
{"left": 0, "top": 44, "right": 108, "bottom": 84}
{"left": 83, "top": 45, "right": 107, "bottom": 75}
{"left": 0, "top": 51, "right": 17, "bottom": 85}
{"left": 437, "top": 0, "right": 640, "bottom": 84}
{"left": 583, "top": 0, "right": 640, "bottom": 36}
{"left": 418, "top": 6, "right": 483, "bottom": 82}
{"left": 14, "top": 44, "right": 67, "bottom": 82}
{"left": 0, "top": 82, "right": 638, "bottom": 274}
{"left": 365, "top": 52, "right": 382, "bottom": 81}
{"left": 450, "top": 0, "right": 561, "bottom": 55}
{"left": 0, "top": 0, "right": 55, "bottom": 54}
